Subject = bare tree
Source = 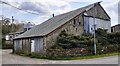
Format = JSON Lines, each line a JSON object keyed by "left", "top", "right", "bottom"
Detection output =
{"left": 3, "top": 18, "right": 11, "bottom": 25}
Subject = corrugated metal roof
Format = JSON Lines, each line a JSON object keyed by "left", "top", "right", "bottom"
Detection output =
{"left": 15, "top": 2, "right": 99, "bottom": 39}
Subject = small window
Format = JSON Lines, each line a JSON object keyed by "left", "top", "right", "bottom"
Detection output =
{"left": 73, "top": 17, "right": 80, "bottom": 25}
{"left": 73, "top": 19, "right": 76, "bottom": 24}
{"left": 28, "top": 28, "right": 31, "bottom": 30}
{"left": 91, "top": 28, "right": 93, "bottom": 30}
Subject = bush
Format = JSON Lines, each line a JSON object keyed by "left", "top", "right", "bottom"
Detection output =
{"left": 59, "top": 44, "right": 71, "bottom": 49}
{"left": 107, "top": 32, "right": 120, "bottom": 44}
{"left": 50, "top": 44, "right": 63, "bottom": 49}
{"left": 2, "top": 44, "right": 13, "bottom": 49}
{"left": 56, "top": 30, "right": 94, "bottom": 49}
{"left": 2, "top": 38, "right": 13, "bottom": 49}
{"left": 95, "top": 28, "right": 107, "bottom": 37}
{"left": 49, "top": 29, "right": 119, "bottom": 56}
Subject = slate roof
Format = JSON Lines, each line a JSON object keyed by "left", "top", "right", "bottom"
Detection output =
{"left": 15, "top": 2, "right": 101, "bottom": 39}
{"left": 111, "top": 24, "right": 120, "bottom": 28}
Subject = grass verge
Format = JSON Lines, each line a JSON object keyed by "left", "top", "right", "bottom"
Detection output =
{"left": 0, "top": 44, "right": 2, "bottom": 49}
{"left": 30, "top": 52, "right": 119, "bottom": 60}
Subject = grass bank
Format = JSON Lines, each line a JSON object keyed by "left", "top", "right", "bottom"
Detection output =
{"left": 0, "top": 44, "right": 2, "bottom": 49}
{"left": 30, "top": 52, "right": 119, "bottom": 60}
{"left": 0, "top": 45, "right": 1, "bottom": 49}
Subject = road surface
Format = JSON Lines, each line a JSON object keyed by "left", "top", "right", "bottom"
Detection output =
{"left": 1, "top": 49, "right": 119, "bottom": 64}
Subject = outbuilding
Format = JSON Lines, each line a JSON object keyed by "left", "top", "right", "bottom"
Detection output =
{"left": 13, "top": 2, "right": 111, "bottom": 55}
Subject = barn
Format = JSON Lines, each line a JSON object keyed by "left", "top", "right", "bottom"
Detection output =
{"left": 13, "top": 2, "right": 111, "bottom": 55}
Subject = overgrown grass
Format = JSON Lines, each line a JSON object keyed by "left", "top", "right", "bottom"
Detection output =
{"left": 30, "top": 52, "right": 119, "bottom": 60}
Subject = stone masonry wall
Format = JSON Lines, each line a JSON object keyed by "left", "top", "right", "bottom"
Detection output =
{"left": 45, "top": 14, "right": 84, "bottom": 49}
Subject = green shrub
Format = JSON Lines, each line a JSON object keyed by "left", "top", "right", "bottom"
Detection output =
{"left": 107, "top": 32, "right": 120, "bottom": 44}
{"left": 96, "top": 28, "right": 107, "bottom": 37}
{"left": 2, "top": 38, "right": 13, "bottom": 49}
{"left": 50, "top": 44, "right": 63, "bottom": 49}
{"left": 49, "top": 29, "right": 119, "bottom": 56}
{"left": 59, "top": 44, "right": 71, "bottom": 49}
{"left": 2, "top": 44, "right": 13, "bottom": 49}
{"left": 56, "top": 30, "right": 94, "bottom": 49}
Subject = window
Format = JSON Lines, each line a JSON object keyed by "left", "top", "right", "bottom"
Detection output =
{"left": 91, "top": 28, "right": 93, "bottom": 31}
{"left": 28, "top": 28, "right": 31, "bottom": 30}
{"left": 73, "top": 19, "right": 76, "bottom": 24}
{"left": 10, "top": 36, "right": 12, "bottom": 39}
{"left": 73, "top": 17, "right": 80, "bottom": 25}
{"left": 79, "top": 22, "right": 81, "bottom": 25}
{"left": 10, "top": 36, "right": 13, "bottom": 40}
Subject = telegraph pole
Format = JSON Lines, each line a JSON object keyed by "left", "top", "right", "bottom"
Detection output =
{"left": 11, "top": 16, "right": 14, "bottom": 53}
{"left": 12, "top": 16, "right": 14, "bottom": 32}
{"left": 11, "top": 16, "right": 15, "bottom": 39}
{"left": 93, "top": 18, "right": 96, "bottom": 55}
{"left": 93, "top": 8, "right": 96, "bottom": 55}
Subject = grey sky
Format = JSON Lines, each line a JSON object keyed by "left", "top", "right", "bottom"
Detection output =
{"left": 0, "top": 0, "right": 119, "bottom": 26}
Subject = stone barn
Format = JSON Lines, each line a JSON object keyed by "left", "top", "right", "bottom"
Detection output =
{"left": 13, "top": 2, "right": 111, "bottom": 55}
{"left": 111, "top": 24, "right": 120, "bottom": 32}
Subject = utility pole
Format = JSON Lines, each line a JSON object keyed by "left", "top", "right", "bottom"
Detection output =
{"left": 12, "top": 16, "right": 14, "bottom": 32}
{"left": 93, "top": 17, "right": 96, "bottom": 55}
{"left": 11, "top": 16, "right": 15, "bottom": 38}
{"left": 93, "top": 7, "right": 96, "bottom": 55}
{"left": 11, "top": 16, "right": 14, "bottom": 53}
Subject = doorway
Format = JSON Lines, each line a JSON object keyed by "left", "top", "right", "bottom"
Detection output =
{"left": 31, "top": 40, "right": 35, "bottom": 53}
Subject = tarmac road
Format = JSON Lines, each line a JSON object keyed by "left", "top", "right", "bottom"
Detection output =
{"left": 1, "top": 49, "right": 119, "bottom": 64}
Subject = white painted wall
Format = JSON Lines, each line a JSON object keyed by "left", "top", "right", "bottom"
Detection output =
{"left": 5, "top": 35, "right": 9, "bottom": 40}
{"left": 89, "top": 17, "right": 111, "bottom": 34}
{"left": 84, "top": 17, "right": 111, "bottom": 34}
{"left": 31, "top": 40, "right": 35, "bottom": 53}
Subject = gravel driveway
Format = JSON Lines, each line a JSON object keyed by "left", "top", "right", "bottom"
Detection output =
{"left": 1, "top": 49, "right": 119, "bottom": 64}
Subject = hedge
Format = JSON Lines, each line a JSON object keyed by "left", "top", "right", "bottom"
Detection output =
{"left": 2, "top": 38, "right": 13, "bottom": 49}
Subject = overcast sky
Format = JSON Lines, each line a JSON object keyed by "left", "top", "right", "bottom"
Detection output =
{"left": 0, "top": 0, "right": 119, "bottom": 26}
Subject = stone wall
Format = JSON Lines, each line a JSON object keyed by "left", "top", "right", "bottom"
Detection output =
{"left": 45, "top": 14, "right": 84, "bottom": 49}
{"left": 46, "top": 48, "right": 91, "bottom": 57}
{"left": 111, "top": 24, "right": 120, "bottom": 32}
